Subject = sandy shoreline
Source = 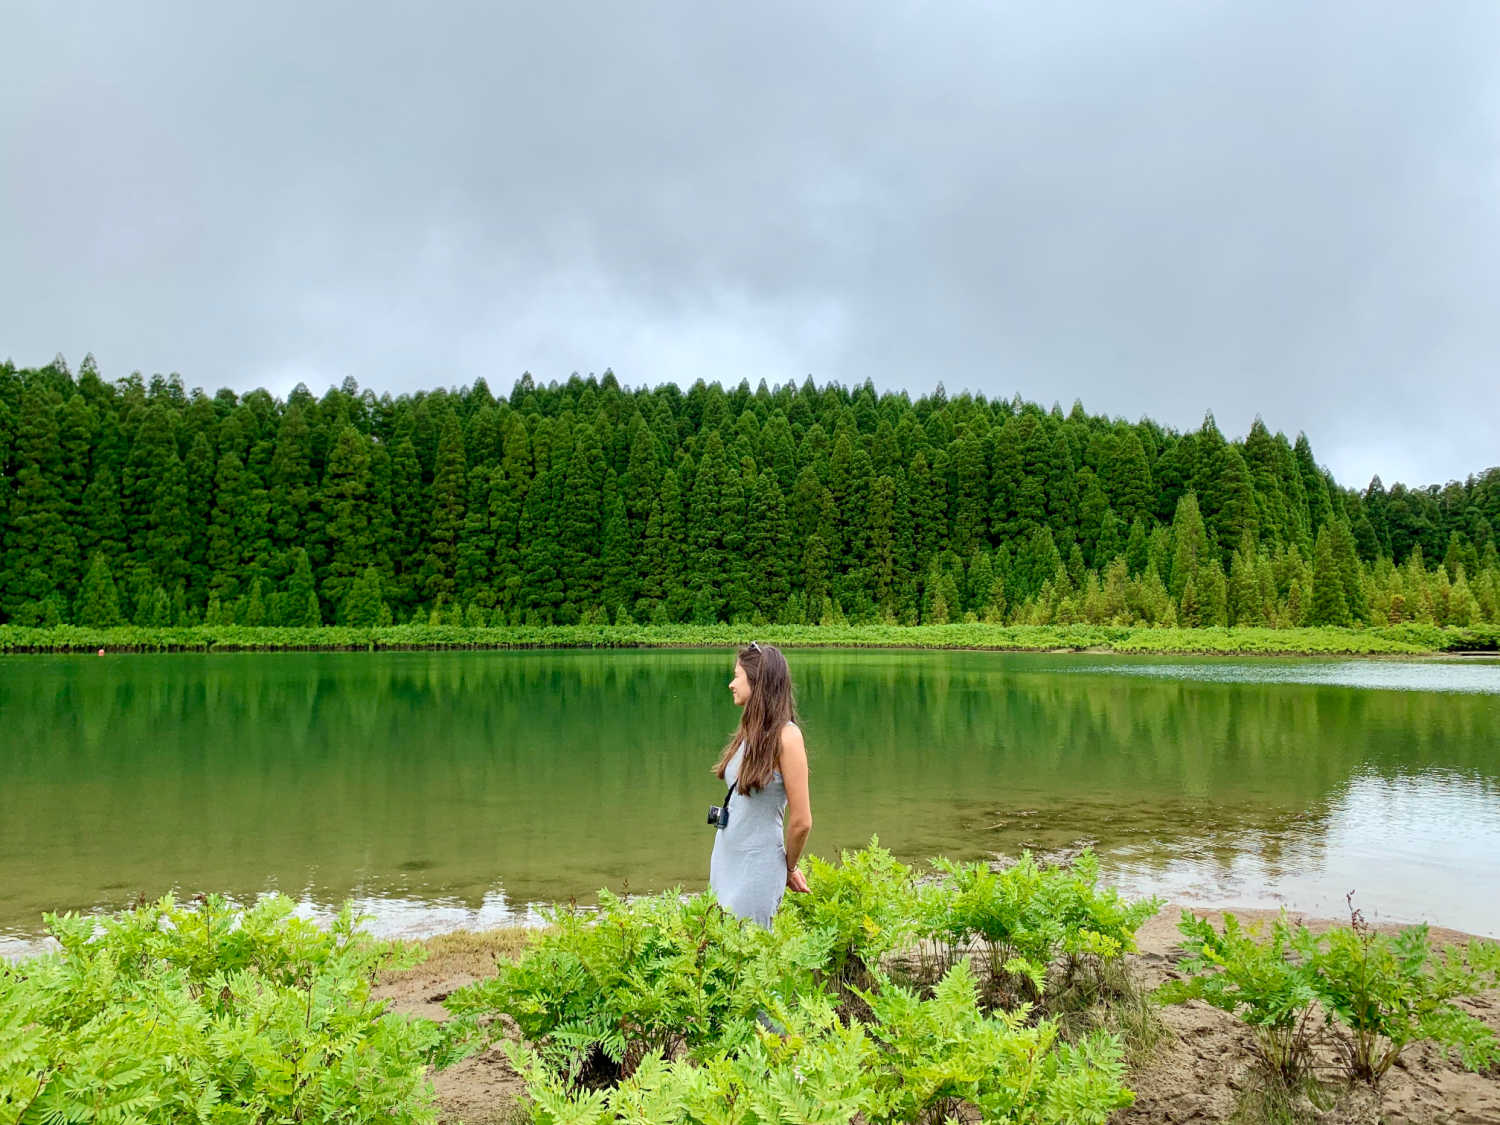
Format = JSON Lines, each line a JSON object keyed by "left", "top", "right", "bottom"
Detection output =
{"left": 373, "top": 903, "right": 1500, "bottom": 1125}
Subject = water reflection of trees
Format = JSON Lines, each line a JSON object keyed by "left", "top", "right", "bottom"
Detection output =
{"left": 3, "top": 652, "right": 1495, "bottom": 944}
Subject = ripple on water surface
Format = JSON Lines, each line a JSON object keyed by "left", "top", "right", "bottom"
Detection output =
{"left": 1077, "top": 657, "right": 1500, "bottom": 694}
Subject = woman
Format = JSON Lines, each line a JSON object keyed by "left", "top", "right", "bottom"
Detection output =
{"left": 709, "top": 642, "right": 813, "bottom": 927}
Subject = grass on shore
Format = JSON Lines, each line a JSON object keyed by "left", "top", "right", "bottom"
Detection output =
{"left": 3, "top": 621, "right": 1497, "bottom": 655}
{"left": 389, "top": 926, "right": 545, "bottom": 984}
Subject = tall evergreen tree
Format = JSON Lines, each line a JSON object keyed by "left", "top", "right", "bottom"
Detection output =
{"left": 1095, "top": 508, "right": 1124, "bottom": 570}
{"left": 558, "top": 423, "right": 605, "bottom": 609}
{"left": 685, "top": 432, "right": 735, "bottom": 620}
{"left": 802, "top": 532, "right": 832, "bottom": 622}
{"left": 420, "top": 412, "right": 468, "bottom": 606}
{"left": 1010, "top": 526, "right": 1062, "bottom": 605}
{"left": 1168, "top": 493, "right": 1209, "bottom": 602}
{"left": 744, "top": 470, "right": 794, "bottom": 619}
{"left": 1044, "top": 428, "right": 1077, "bottom": 537}
{"left": 1309, "top": 526, "right": 1351, "bottom": 625}
{"left": 518, "top": 432, "right": 567, "bottom": 623}
{"left": 319, "top": 426, "right": 374, "bottom": 615}
{"left": 286, "top": 547, "right": 321, "bottom": 626}
{"left": 341, "top": 563, "right": 388, "bottom": 627}
{"left": 1076, "top": 473, "right": 1109, "bottom": 566}
{"left": 1, "top": 385, "right": 74, "bottom": 618}
{"left": 74, "top": 552, "right": 123, "bottom": 626}
{"left": 862, "top": 474, "right": 899, "bottom": 614}
{"left": 269, "top": 404, "right": 315, "bottom": 553}
{"left": 207, "top": 450, "right": 253, "bottom": 603}
{"left": 1243, "top": 418, "right": 1291, "bottom": 546}
{"left": 1209, "top": 445, "right": 1258, "bottom": 559}
{"left": 122, "top": 404, "right": 191, "bottom": 594}
{"left": 387, "top": 435, "right": 425, "bottom": 606}
{"left": 454, "top": 465, "right": 495, "bottom": 607}
{"left": 1123, "top": 517, "right": 1150, "bottom": 578}
{"left": 1294, "top": 433, "right": 1334, "bottom": 537}
{"left": 56, "top": 394, "right": 95, "bottom": 593}
{"left": 950, "top": 431, "right": 989, "bottom": 557}
{"left": 599, "top": 470, "right": 634, "bottom": 616}
{"left": 80, "top": 465, "right": 126, "bottom": 564}
{"left": 909, "top": 449, "right": 945, "bottom": 570}
{"left": 486, "top": 464, "right": 523, "bottom": 615}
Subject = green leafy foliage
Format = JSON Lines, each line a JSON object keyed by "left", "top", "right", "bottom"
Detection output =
{"left": 507, "top": 993, "right": 877, "bottom": 1125}
{"left": 442, "top": 890, "right": 833, "bottom": 1084}
{"left": 0, "top": 893, "right": 439, "bottom": 1124}
{"left": 1156, "top": 910, "right": 1320, "bottom": 1081}
{"left": 1159, "top": 906, "right": 1500, "bottom": 1085}
{"left": 782, "top": 836, "right": 917, "bottom": 985}
{"left": 918, "top": 850, "right": 1161, "bottom": 1007}
{"left": 1296, "top": 904, "right": 1500, "bottom": 1081}
{"left": 506, "top": 964, "right": 1134, "bottom": 1125}
{"left": 856, "top": 961, "right": 1134, "bottom": 1125}
{"left": 448, "top": 844, "right": 1152, "bottom": 1124}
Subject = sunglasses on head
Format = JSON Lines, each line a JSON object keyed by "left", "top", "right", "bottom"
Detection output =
{"left": 747, "top": 641, "right": 761, "bottom": 653}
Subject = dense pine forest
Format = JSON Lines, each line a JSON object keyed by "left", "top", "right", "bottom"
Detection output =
{"left": 1, "top": 354, "right": 1496, "bottom": 631}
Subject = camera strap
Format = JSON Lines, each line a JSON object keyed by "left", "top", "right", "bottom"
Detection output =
{"left": 722, "top": 783, "right": 734, "bottom": 809}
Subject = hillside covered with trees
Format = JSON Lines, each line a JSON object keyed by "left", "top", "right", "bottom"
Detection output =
{"left": 1, "top": 355, "right": 1496, "bottom": 631}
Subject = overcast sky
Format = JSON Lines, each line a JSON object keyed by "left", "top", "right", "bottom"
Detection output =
{"left": 4, "top": 1, "right": 1497, "bottom": 489}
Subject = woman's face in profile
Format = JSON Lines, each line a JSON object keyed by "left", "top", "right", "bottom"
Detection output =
{"left": 729, "top": 661, "right": 752, "bottom": 707}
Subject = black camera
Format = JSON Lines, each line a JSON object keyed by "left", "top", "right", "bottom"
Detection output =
{"left": 707, "top": 804, "right": 729, "bottom": 830}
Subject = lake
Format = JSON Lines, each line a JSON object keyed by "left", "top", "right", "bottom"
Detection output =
{"left": 3, "top": 648, "right": 1498, "bottom": 957}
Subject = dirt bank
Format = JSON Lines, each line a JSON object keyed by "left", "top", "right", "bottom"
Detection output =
{"left": 374, "top": 905, "right": 1500, "bottom": 1125}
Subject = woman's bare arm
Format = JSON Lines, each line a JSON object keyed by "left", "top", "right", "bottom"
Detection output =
{"left": 780, "top": 723, "right": 812, "bottom": 891}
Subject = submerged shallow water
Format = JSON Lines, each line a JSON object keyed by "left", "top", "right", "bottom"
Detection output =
{"left": 3, "top": 649, "right": 1497, "bottom": 956}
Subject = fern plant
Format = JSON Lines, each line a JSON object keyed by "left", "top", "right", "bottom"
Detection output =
{"left": 1156, "top": 910, "right": 1320, "bottom": 1082}
{"left": 1160, "top": 905, "right": 1500, "bottom": 1085}
{"left": 1296, "top": 902, "right": 1500, "bottom": 1082}
{"left": 442, "top": 889, "right": 833, "bottom": 1085}
{"left": 855, "top": 961, "right": 1134, "bottom": 1125}
{"left": 0, "top": 894, "right": 439, "bottom": 1125}
{"left": 781, "top": 836, "right": 918, "bottom": 987}
{"left": 918, "top": 850, "right": 1159, "bottom": 1008}
{"left": 508, "top": 992, "right": 876, "bottom": 1125}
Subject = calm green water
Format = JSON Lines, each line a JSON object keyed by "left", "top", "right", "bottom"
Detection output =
{"left": 3, "top": 649, "right": 1499, "bottom": 956}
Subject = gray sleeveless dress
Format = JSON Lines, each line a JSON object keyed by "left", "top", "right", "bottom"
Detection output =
{"left": 709, "top": 741, "right": 788, "bottom": 928}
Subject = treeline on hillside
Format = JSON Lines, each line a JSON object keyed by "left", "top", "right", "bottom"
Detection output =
{"left": 1, "top": 355, "right": 1497, "bottom": 630}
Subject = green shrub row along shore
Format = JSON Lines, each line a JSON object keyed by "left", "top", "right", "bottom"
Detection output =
{"left": 5, "top": 843, "right": 1498, "bottom": 1124}
{"left": 1, "top": 621, "right": 1496, "bottom": 656}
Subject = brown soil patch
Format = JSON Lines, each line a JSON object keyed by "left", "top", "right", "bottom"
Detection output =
{"left": 376, "top": 909, "right": 1500, "bottom": 1125}
{"left": 374, "top": 927, "right": 540, "bottom": 1125}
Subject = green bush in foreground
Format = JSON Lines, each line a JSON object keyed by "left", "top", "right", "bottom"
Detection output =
{"left": 919, "top": 851, "right": 1162, "bottom": 1008}
{"left": 782, "top": 837, "right": 917, "bottom": 987}
{"left": 1155, "top": 911, "right": 1320, "bottom": 1082}
{"left": 1299, "top": 906, "right": 1500, "bottom": 1081}
{"left": 510, "top": 964, "right": 1132, "bottom": 1125}
{"left": 1159, "top": 907, "right": 1500, "bottom": 1085}
{"left": 0, "top": 894, "right": 439, "bottom": 1124}
{"left": 449, "top": 843, "right": 1156, "bottom": 1124}
{"left": 442, "top": 889, "right": 833, "bottom": 1084}
{"left": 854, "top": 962, "right": 1133, "bottom": 1125}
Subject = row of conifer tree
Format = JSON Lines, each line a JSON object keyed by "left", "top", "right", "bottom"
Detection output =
{"left": 2, "top": 355, "right": 1497, "bottom": 629}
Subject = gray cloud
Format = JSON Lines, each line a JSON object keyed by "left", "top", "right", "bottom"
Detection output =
{"left": 3, "top": 1, "right": 1497, "bottom": 489}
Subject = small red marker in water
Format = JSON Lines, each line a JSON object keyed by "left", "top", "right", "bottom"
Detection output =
{"left": 98, "top": 648, "right": 105, "bottom": 657}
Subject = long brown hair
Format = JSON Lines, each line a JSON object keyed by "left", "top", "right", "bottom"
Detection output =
{"left": 715, "top": 643, "right": 800, "bottom": 794}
